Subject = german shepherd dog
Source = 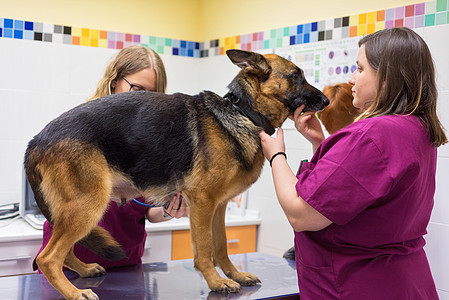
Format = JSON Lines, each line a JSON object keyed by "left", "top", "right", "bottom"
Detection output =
{"left": 24, "top": 49, "right": 329, "bottom": 299}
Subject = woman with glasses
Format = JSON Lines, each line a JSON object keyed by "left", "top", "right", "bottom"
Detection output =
{"left": 35, "top": 45, "right": 188, "bottom": 271}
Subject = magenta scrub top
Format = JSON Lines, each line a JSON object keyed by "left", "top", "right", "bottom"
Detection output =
{"left": 35, "top": 198, "right": 148, "bottom": 271}
{"left": 295, "top": 115, "right": 438, "bottom": 299}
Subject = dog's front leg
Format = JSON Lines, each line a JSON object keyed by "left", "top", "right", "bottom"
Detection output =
{"left": 189, "top": 199, "right": 241, "bottom": 293}
{"left": 212, "top": 200, "right": 261, "bottom": 287}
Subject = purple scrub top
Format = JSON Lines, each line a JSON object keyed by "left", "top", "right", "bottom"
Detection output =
{"left": 295, "top": 115, "right": 438, "bottom": 299}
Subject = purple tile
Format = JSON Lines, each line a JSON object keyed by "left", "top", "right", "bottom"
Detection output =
{"left": 258, "top": 32, "right": 263, "bottom": 40}
{"left": 415, "top": 15, "right": 425, "bottom": 27}
{"left": 133, "top": 34, "right": 140, "bottom": 43}
{"left": 404, "top": 17, "right": 415, "bottom": 28}
{"left": 385, "top": 20, "right": 394, "bottom": 28}
{"left": 386, "top": 8, "right": 395, "bottom": 20}
{"left": 395, "top": 6, "right": 405, "bottom": 18}
{"left": 108, "top": 40, "right": 115, "bottom": 48}
{"left": 415, "top": 3, "right": 425, "bottom": 15}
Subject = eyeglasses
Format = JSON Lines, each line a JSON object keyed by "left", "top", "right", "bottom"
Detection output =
{"left": 121, "top": 76, "right": 145, "bottom": 92}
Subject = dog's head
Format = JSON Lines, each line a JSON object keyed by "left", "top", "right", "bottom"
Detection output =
{"left": 226, "top": 49, "right": 329, "bottom": 127}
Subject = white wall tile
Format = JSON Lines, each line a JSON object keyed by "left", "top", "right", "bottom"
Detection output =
{"left": 421, "top": 25, "right": 449, "bottom": 91}
{"left": 433, "top": 157, "right": 449, "bottom": 225}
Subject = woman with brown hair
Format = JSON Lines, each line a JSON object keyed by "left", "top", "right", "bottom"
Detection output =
{"left": 260, "top": 27, "right": 446, "bottom": 299}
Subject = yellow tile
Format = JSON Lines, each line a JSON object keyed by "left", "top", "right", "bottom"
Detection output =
{"left": 71, "top": 27, "right": 81, "bottom": 37}
{"left": 375, "top": 21, "right": 385, "bottom": 31}
{"left": 349, "top": 15, "right": 358, "bottom": 26}
{"left": 358, "top": 13, "right": 367, "bottom": 24}
{"left": 367, "top": 23, "right": 376, "bottom": 34}
{"left": 358, "top": 24, "right": 366, "bottom": 36}
{"left": 91, "top": 29, "right": 99, "bottom": 39}
{"left": 98, "top": 39, "right": 108, "bottom": 48}
{"left": 81, "top": 28, "right": 90, "bottom": 37}
{"left": 81, "top": 36, "right": 90, "bottom": 46}
{"left": 90, "top": 39, "right": 98, "bottom": 47}
{"left": 367, "top": 12, "right": 376, "bottom": 24}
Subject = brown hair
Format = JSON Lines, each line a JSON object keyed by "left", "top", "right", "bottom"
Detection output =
{"left": 318, "top": 83, "right": 359, "bottom": 134}
{"left": 357, "top": 27, "right": 447, "bottom": 147}
{"left": 87, "top": 45, "right": 167, "bottom": 100}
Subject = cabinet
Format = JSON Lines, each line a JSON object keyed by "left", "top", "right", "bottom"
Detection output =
{"left": 0, "top": 239, "right": 42, "bottom": 276}
{"left": 172, "top": 225, "right": 257, "bottom": 260}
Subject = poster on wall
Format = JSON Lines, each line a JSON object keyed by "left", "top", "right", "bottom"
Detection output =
{"left": 274, "top": 37, "right": 360, "bottom": 91}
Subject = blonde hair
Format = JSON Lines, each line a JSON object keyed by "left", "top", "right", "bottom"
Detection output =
{"left": 87, "top": 45, "right": 167, "bottom": 101}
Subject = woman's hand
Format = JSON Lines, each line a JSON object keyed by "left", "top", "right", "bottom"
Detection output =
{"left": 259, "top": 128, "right": 286, "bottom": 162}
{"left": 290, "top": 105, "right": 325, "bottom": 152}
{"left": 163, "top": 192, "right": 188, "bottom": 219}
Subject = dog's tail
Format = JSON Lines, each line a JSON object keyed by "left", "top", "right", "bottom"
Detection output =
{"left": 24, "top": 141, "right": 53, "bottom": 223}
{"left": 78, "top": 226, "right": 126, "bottom": 260}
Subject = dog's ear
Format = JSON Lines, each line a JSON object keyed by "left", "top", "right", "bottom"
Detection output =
{"left": 226, "top": 49, "right": 271, "bottom": 79}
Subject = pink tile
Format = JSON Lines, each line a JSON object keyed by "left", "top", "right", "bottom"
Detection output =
{"left": 385, "top": 20, "right": 394, "bottom": 28}
{"left": 116, "top": 32, "right": 124, "bottom": 41}
{"left": 394, "top": 19, "right": 404, "bottom": 27}
{"left": 415, "top": 15, "right": 425, "bottom": 27}
{"left": 395, "top": 6, "right": 404, "bottom": 18}
{"left": 133, "top": 35, "right": 140, "bottom": 43}
{"left": 258, "top": 32, "right": 264, "bottom": 40}
{"left": 108, "top": 40, "right": 115, "bottom": 49}
{"left": 404, "top": 17, "right": 415, "bottom": 28}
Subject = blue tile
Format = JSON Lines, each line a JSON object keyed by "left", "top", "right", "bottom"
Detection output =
{"left": 188, "top": 49, "right": 194, "bottom": 57}
{"left": 25, "top": 21, "right": 33, "bottom": 30}
{"left": 310, "top": 31, "right": 318, "bottom": 42}
{"left": 4, "top": 18, "right": 13, "bottom": 28}
{"left": 188, "top": 41, "right": 194, "bottom": 49}
{"left": 289, "top": 35, "right": 296, "bottom": 45}
{"left": 172, "top": 39, "right": 180, "bottom": 48}
{"left": 14, "top": 29, "right": 23, "bottom": 39}
{"left": 0, "top": 28, "right": 2, "bottom": 37}
{"left": 311, "top": 22, "right": 318, "bottom": 31}
{"left": 304, "top": 23, "right": 311, "bottom": 33}
{"left": 304, "top": 33, "right": 310, "bottom": 43}
{"left": 24, "top": 30, "right": 34, "bottom": 40}
{"left": 195, "top": 42, "right": 199, "bottom": 49}
{"left": 297, "top": 24, "right": 303, "bottom": 34}
{"left": 172, "top": 48, "right": 179, "bottom": 55}
{"left": 180, "top": 48, "right": 187, "bottom": 56}
{"left": 14, "top": 20, "right": 24, "bottom": 30}
{"left": 4, "top": 28, "right": 13, "bottom": 38}
{"left": 296, "top": 34, "right": 303, "bottom": 44}
{"left": 180, "top": 40, "right": 187, "bottom": 48}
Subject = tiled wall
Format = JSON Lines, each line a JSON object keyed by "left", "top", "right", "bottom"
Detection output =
{"left": 1, "top": 0, "right": 449, "bottom": 57}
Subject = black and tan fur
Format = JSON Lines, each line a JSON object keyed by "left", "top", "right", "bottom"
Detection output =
{"left": 24, "top": 50, "right": 329, "bottom": 299}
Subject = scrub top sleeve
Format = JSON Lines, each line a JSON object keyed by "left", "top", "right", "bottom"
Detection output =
{"left": 296, "top": 130, "right": 393, "bottom": 225}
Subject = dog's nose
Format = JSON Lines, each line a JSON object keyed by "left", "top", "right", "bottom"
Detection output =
{"left": 323, "top": 96, "right": 330, "bottom": 107}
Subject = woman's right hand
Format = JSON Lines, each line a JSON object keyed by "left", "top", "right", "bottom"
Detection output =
{"left": 290, "top": 105, "right": 325, "bottom": 151}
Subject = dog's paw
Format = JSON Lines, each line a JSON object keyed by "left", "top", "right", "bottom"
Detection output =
{"left": 231, "top": 271, "right": 261, "bottom": 286}
{"left": 79, "top": 263, "right": 106, "bottom": 278}
{"left": 209, "top": 278, "right": 242, "bottom": 293}
{"left": 70, "top": 288, "right": 99, "bottom": 300}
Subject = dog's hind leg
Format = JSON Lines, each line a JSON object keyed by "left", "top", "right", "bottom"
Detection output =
{"left": 64, "top": 246, "right": 106, "bottom": 278}
{"left": 189, "top": 195, "right": 242, "bottom": 293}
{"left": 212, "top": 200, "right": 261, "bottom": 287}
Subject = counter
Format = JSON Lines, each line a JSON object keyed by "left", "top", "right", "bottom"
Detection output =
{"left": 0, "top": 252, "right": 299, "bottom": 300}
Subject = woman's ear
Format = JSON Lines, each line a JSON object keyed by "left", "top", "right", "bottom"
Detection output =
{"left": 109, "top": 80, "right": 116, "bottom": 95}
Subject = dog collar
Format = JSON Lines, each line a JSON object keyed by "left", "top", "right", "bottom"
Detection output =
{"left": 224, "top": 93, "right": 275, "bottom": 135}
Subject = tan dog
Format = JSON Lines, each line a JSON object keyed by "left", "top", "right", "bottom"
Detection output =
{"left": 317, "top": 82, "right": 360, "bottom": 134}
{"left": 24, "top": 49, "right": 329, "bottom": 299}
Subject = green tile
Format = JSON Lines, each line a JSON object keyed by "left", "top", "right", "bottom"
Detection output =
{"left": 264, "top": 40, "right": 270, "bottom": 49}
{"left": 141, "top": 43, "right": 149, "bottom": 48}
{"left": 270, "top": 29, "right": 276, "bottom": 38}
{"left": 436, "top": 12, "right": 447, "bottom": 24}
{"left": 276, "top": 38, "right": 283, "bottom": 47}
{"left": 165, "top": 38, "right": 172, "bottom": 46}
{"left": 448, "top": 11, "right": 449, "bottom": 23}
{"left": 156, "top": 37, "right": 164, "bottom": 45}
{"left": 425, "top": 14, "right": 435, "bottom": 26}
{"left": 283, "top": 27, "right": 289, "bottom": 36}
{"left": 156, "top": 45, "right": 164, "bottom": 54}
{"left": 436, "top": 0, "right": 447, "bottom": 12}
{"left": 149, "top": 36, "right": 156, "bottom": 45}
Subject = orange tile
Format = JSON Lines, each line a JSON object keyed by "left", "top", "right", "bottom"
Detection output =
{"left": 90, "top": 39, "right": 98, "bottom": 47}
{"left": 219, "top": 47, "right": 225, "bottom": 55}
{"left": 367, "top": 12, "right": 376, "bottom": 24}
{"left": 235, "top": 35, "right": 240, "bottom": 44}
{"left": 72, "top": 36, "right": 80, "bottom": 45}
{"left": 349, "top": 26, "right": 358, "bottom": 37}
{"left": 377, "top": 10, "right": 385, "bottom": 22}
{"left": 99, "top": 30, "right": 108, "bottom": 39}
